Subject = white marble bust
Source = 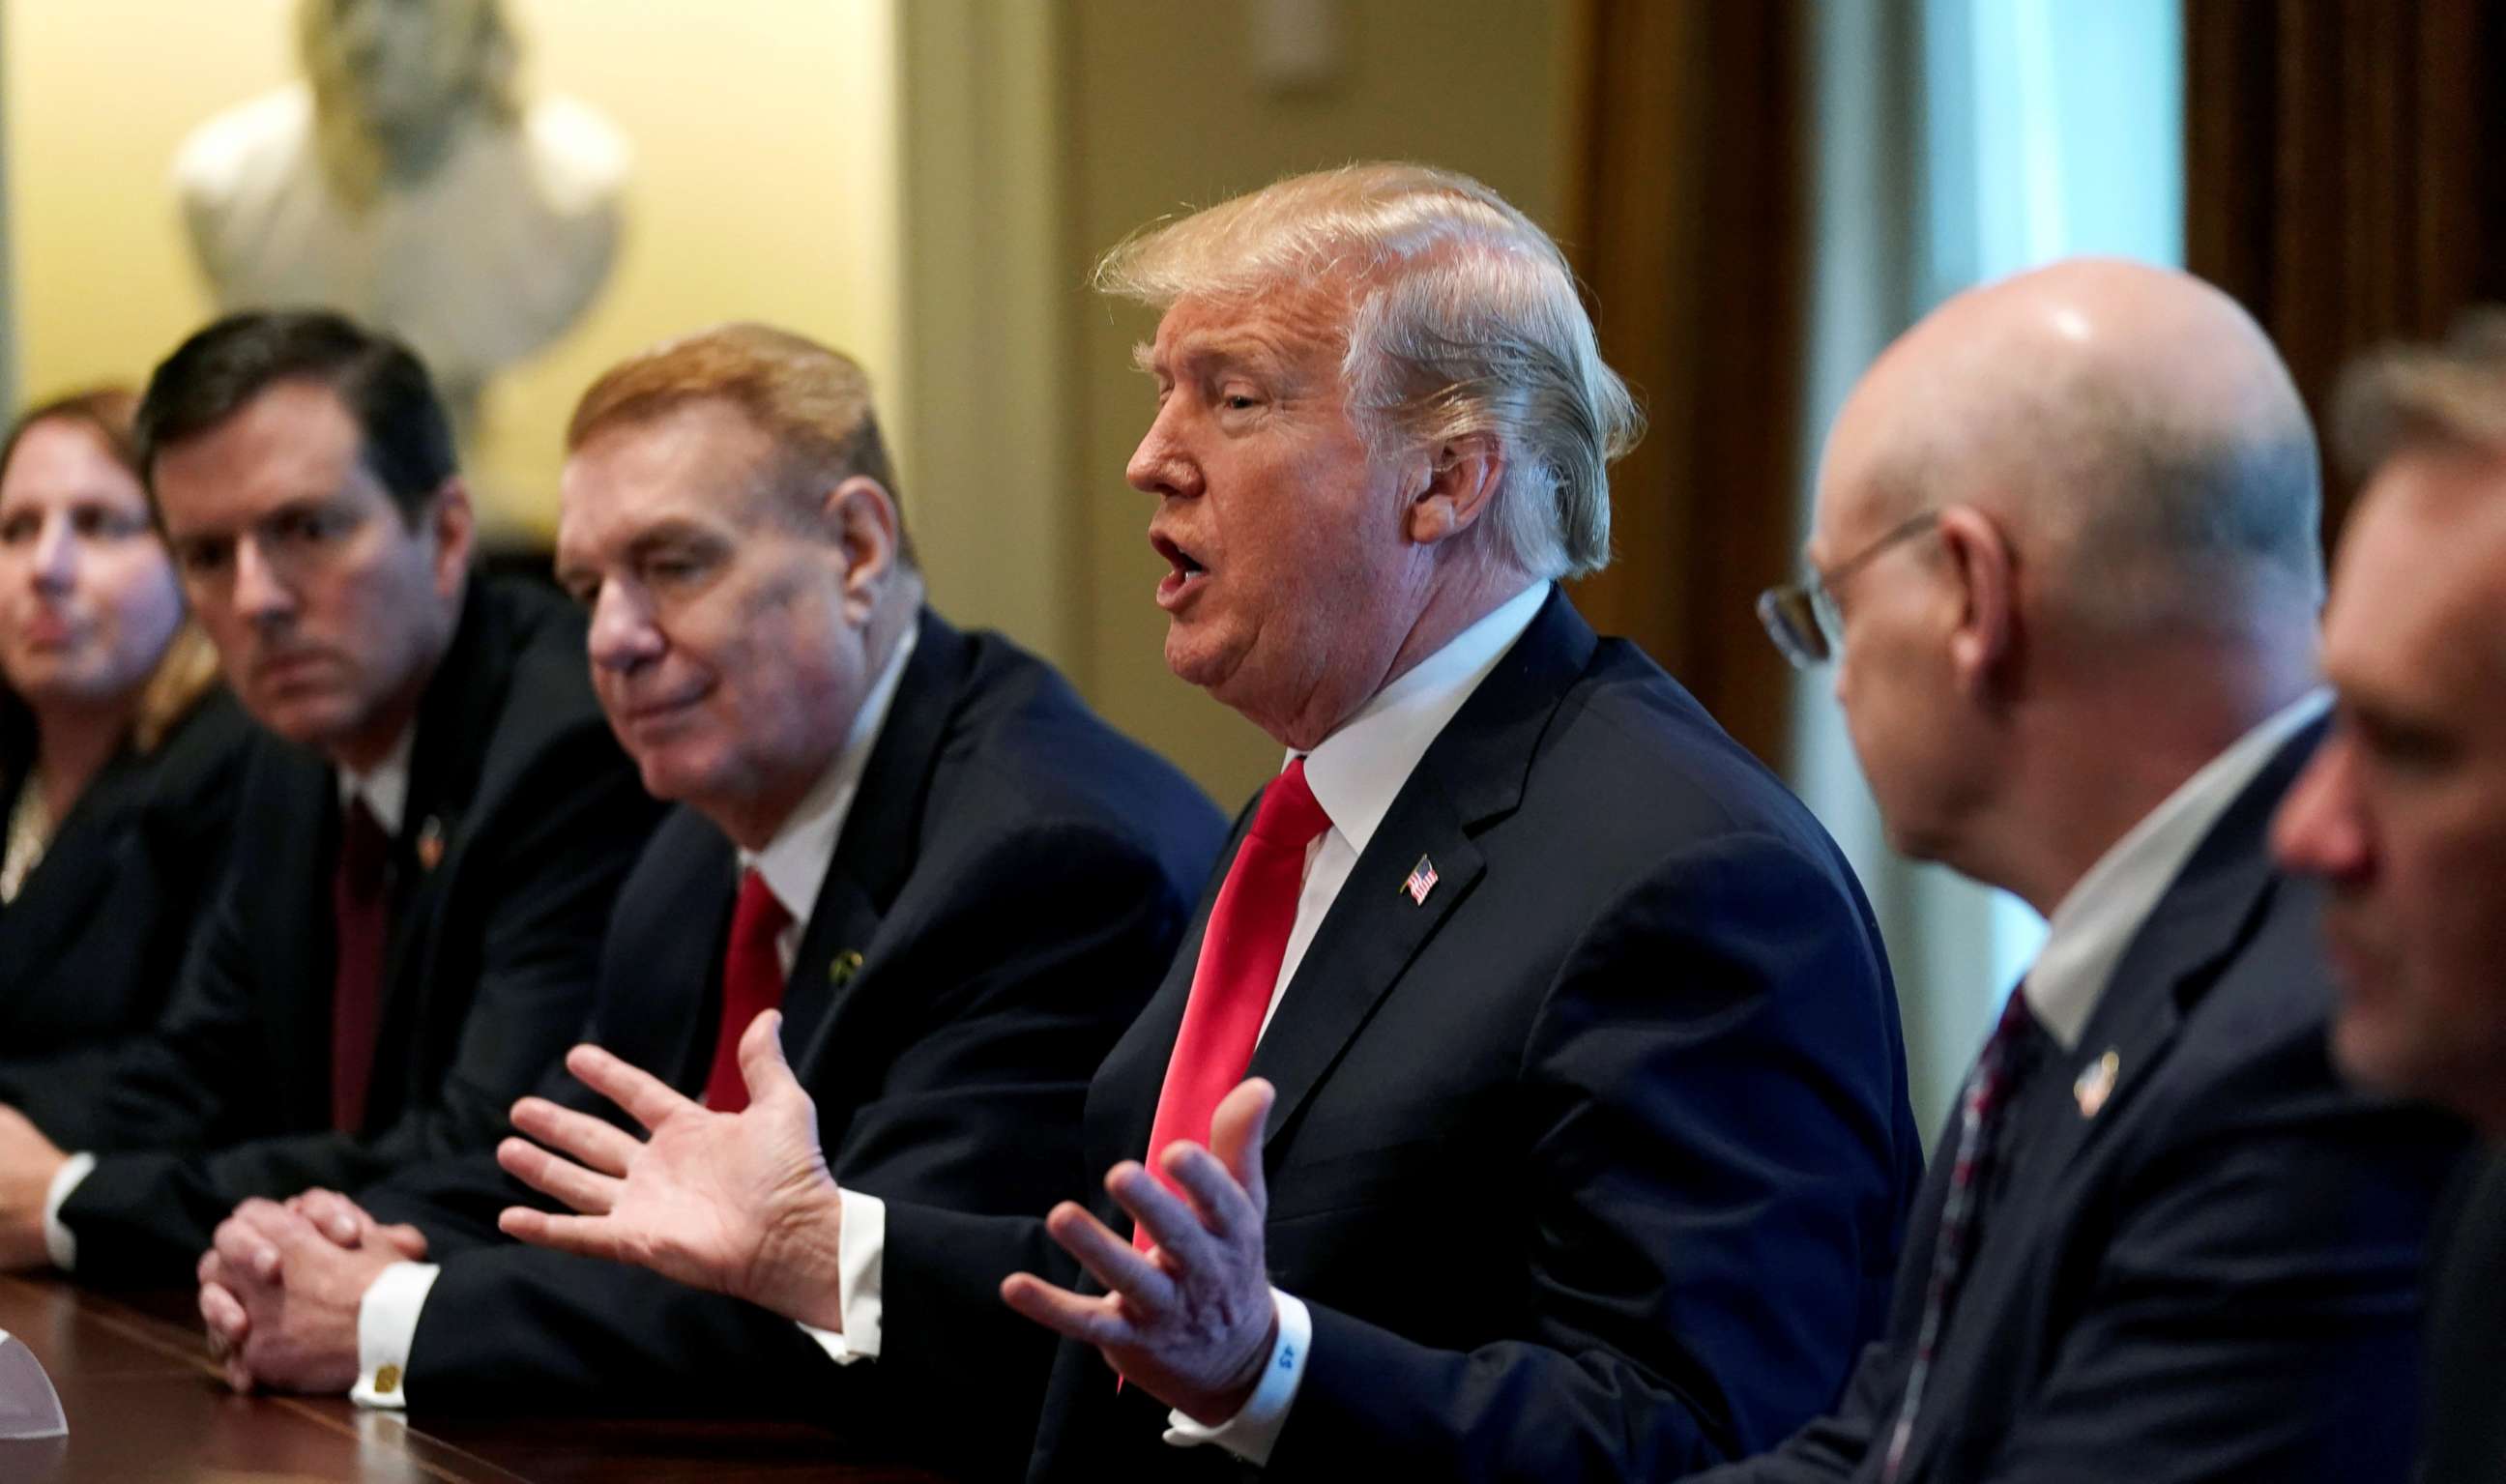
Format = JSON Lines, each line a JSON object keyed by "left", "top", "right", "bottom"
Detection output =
{"left": 174, "top": 0, "right": 629, "bottom": 437}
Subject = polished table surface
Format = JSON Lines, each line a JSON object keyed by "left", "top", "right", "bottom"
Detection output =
{"left": 0, "top": 1272, "right": 947, "bottom": 1482}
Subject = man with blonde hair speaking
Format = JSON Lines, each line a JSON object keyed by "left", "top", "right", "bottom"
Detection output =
{"left": 499, "top": 164, "right": 1924, "bottom": 1480}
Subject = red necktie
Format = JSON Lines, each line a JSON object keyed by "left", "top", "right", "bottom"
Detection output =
{"left": 1136, "top": 758, "right": 1330, "bottom": 1248}
{"left": 329, "top": 799, "right": 391, "bottom": 1133}
{"left": 704, "top": 869, "right": 791, "bottom": 1113}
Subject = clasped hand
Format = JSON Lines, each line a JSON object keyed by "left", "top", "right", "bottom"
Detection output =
{"left": 195, "top": 1188, "right": 428, "bottom": 1393}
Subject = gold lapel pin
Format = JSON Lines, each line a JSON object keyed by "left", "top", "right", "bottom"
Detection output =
{"left": 2075, "top": 1048, "right": 2120, "bottom": 1118}
{"left": 829, "top": 949, "right": 865, "bottom": 987}
{"left": 415, "top": 817, "right": 446, "bottom": 872}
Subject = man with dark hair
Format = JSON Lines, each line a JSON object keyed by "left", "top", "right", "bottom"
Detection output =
{"left": 0, "top": 308, "right": 662, "bottom": 1284}
{"left": 189, "top": 324, "right": 1222, "bottom": 1479}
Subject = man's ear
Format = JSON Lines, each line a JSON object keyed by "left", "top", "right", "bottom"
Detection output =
{"left": 1403, "top": 435, "right": 1505, "bottom": 547}
{"left": 824, "top": 475, "right": 902, "bottom": 622}
{"left": 1938, "top": 504, "right": 2017, "bottom": 697}
{"left": 424, "top": 478, "right": 476, "bottom": 597}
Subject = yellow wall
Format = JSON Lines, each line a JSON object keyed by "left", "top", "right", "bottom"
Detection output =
{"left": 8, "top": 0, "right": 1580, "bottom": 802}
{"left": 5, "top": 0, "right": 902, "bottom": 545}
{"left": 1057, "top": 0, "right": 1581, "bottom": 805}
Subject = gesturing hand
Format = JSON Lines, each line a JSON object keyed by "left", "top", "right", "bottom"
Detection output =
{"left": 497, "top": 1010, "right": 851, "bottom": 1331}
{"left": 1000, "top": 1077, "right": 1281, "bottom": 1425}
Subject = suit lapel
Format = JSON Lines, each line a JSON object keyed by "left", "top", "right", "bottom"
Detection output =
{"left": 782, "top": 609, "right": 966, "bottom": 1077}
{"left": 1903, "top": 717, "right": 2327, "bottom": 1479}
{"left": 372, "top": 580, "right": 509, "bottom": 1083}
{"left": 599, "top": 814, "right": 739, "bottom": 1089}
{"left": 0, "top": 784, "right": 121, "bottom": 975}
{"left": 1243, "top": 589, "right": 1596, "bottom": 1144}
{"left": 2008, "top": 717, "right": 2325, "bottom": 1181}
{"left": 264, "top": 751, "right": 343, "bottom": 1127}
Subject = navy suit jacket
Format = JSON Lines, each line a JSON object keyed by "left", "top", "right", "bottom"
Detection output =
{"left": 0, "top": 577, "right": 664, "bottom": 1283}
{"left": 1695, "top": 721, "right": 2470, "bottom": 1484}
{"left": 356, "top": 610, "right": 1226, "bottom": 1480}
{"left": 883, "top": 588, "right": 1924, "bottom": 1481}
{"left": 2420, "top": 1149, "right": 2506, "bottom": 1484}
{"left": 0, "top": 689, "right": 252, "bottom": 1060}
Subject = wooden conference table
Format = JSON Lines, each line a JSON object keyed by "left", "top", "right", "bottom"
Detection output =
{"left": 0, "top": 1272, "right": 947, "bottom": 1482}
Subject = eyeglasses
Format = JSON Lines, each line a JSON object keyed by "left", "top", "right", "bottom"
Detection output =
{"left": 1756, "top": 510, "right": 1941, "bottom": 668}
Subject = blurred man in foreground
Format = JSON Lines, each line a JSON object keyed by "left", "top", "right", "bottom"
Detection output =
{"left": 1706, "top": 257, "right": 2463, "bottom": 1484}
{"left": 497, "top": 164, "right": 1925, "bottom": 1479}
{"left": 2273, "top": 313, "right": 2506, "bottom": 1484}
{"left": 193, "top": 325, "right": 1223, "bottom": 1479}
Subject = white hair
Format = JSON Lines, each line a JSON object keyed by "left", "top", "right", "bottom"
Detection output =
{"left": 1094, "top": 162, "right": 1643, "bottom": 579}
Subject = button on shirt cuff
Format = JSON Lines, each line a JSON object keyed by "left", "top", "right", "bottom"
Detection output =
{"left": 41, "top": 1152, "right": 94, "bottom": 1271}
{"left": 352, "top": 1261, "right": 442, "bottom": 1410}
{"left": 1162, "top": 1288, "right": 1310, "bottom": 1465}
{"left": 796, "top": 1189, "right": 886, "bottom": 1364}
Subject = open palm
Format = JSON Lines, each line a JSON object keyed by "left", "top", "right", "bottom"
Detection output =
{"left": 498, "top": 1010, "right": 851, "bottom": 1329}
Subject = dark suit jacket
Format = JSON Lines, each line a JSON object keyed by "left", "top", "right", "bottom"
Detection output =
{"left": 2420, "top": 1149, "right": 2506, "bottom": 1484}
{"left": 882, "top": 589, "right": 1924, "bottom": 1482}
{"left": 0, "top": 576, "right": 663, "bottom": 1283}
{"left": 1694, "top": 720, "right": 2470, "bottom": 1484}
{"left": 0, "top": 689, "right": 252, "bottom": 1060}
{"left": 355, "top": 610, "right": 1225, "bottom": 1480}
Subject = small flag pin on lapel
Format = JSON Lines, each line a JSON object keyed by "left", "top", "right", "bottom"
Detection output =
{"left": 1400, "top": 855, "right": 1439, "bottom": 906}
{"left": 2075, "top": 1048, "right": 2120, "bottom": 1118}
{"left": 416, "top": 817, "right": 446, "bottom": 872}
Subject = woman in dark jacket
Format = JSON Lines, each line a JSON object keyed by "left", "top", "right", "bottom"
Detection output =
{"left": 0, "top": 388, "right": 250, "bottom": 1059}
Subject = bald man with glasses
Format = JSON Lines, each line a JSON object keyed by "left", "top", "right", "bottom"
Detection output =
{"left": 1704, "top": 257, "right": 2466, "bottom": 1484}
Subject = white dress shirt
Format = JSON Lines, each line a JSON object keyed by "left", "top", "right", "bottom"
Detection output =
{"left": 42, "top": 729, "right": 420, "bottom": 1272}
{"left": 833, "top": 580, "right": 1552, "bottom": 1466}
{"left": 2021, "top": 688, "right": 2327, "bottom": 1050}
{"left": 351, "top": 626, "right": 917, "bottom": 1409}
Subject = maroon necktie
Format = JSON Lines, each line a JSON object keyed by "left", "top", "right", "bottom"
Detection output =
{"left": 1135, "top": 759, "right": 1330, "bottom": 1249}
{"left": 703, "top": 869, "right": 791, "bottom": 1113}
{"left": 328, "top": 799, "right": 391, "bottom": 1133}
{"left": 1881, "top": 987, "right": 2048, "bottom": 1482}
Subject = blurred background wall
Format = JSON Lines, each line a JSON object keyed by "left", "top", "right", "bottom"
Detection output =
{"left": 4, "top": 0, "right": 904, "bottom": 548}
{"left": 4, "top": 0, "right": 2500, "bottom": 1132}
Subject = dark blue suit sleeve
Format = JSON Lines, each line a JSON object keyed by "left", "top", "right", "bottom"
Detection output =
{"left": 385, "top": 818, "right": 1192, "bottom": 1481}
{"left": 1270, "top": 834, "right": 1916, "bottom": 1480}
{"left": 1972, "top": 1034, "right": 2449, "bottom": 1484}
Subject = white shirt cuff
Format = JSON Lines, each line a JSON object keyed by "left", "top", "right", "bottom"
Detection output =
{"left": 1162, "top": 1288, "right": 1311, "bottom": 1465}
{"left": 350, "top": 1261, "right": 442, "bottom": 1410}
{"left": 795, "top": 1189, "right": 884, "bottom": 1364}
{"left": 41, "top": 1153, "right": 94, "bottom": 1271}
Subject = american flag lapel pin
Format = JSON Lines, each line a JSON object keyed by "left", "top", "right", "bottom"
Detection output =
{"left": 2075, "top": 1048, "right": 2120, "bottom": 1118}
{"left": 1400, "top": 854, "right": 1439, "bottom": 906}
{"left": 415, "top": 816, "right": 446, "bottom": 872}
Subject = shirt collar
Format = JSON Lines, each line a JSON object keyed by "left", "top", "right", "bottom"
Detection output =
{"left": 2025, "top": 686, "right": 2330, "bottom": 1050}
{"left": 1297, "top": 581, "right": 1548, "bottom": 856}
{"left": 335, "top": 726, "right": 417, "bottom": 838}
{"left": 739, "top": 622, "right": 918, "bottom": 923}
